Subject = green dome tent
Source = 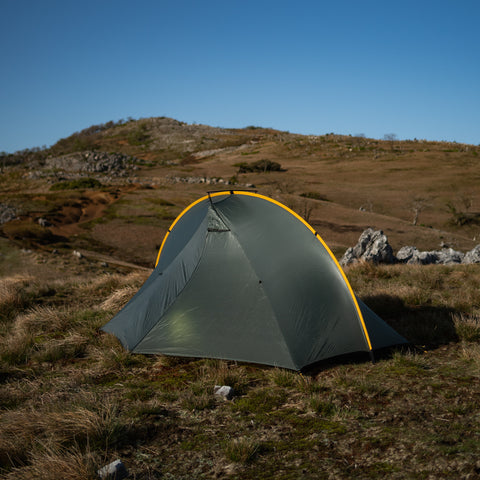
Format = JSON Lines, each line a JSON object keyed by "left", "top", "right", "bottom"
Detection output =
{"left": 102, "top": 191, "right": 407, "bottom": 371}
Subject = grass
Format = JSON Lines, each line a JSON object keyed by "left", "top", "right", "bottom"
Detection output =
{"left": 2, "top": 208, "right": 480, "bottom": 480}
{"left": 4, "top": 118, "right": 480, "bottom": 477}
{"left": 224, "top": 437, "right": 261, "bottom": 463}
{"left": 1, "top": 261, "right": 480, "bottom": 478}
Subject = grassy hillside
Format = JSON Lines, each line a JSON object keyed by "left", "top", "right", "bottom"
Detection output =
{"left": 2, "top": 117, "right": 480, "bottom": 264}
{"left": 1, "top": 118, "right": 480, "bottom": 478}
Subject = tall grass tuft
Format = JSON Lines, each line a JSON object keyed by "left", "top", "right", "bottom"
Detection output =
{"left": 3, "top": 443, "right": 99, "bottom": 480}
{"left": 100, "top": 285, "right": 138, "bottom": 312}
{"left": 0, "top": 394, "right": 128, "bottom": 471}
{"left": 0, "top": 274, "right": 35, "bottom": 323}
{"left": 224, "top": 437, "right": 261, "bottom": 463}
{"left": 453, "top": 313, "right": 480, "bottom": 342}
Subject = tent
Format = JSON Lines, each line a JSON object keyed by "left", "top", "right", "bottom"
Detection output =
{"left": 102, "top": 191, "right": 407, "bottom": 371}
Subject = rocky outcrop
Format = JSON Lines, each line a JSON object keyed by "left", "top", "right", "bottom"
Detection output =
{"left": 0, "top": 204, "right": 17, "bottom": 224}
{"left": 340, "top": 228, "right": 395, "bottom": 266}
{"left": 165, "top": 175, "right": 255, "bottom": 188}
{"left": 397, "top": 246, "right": 464, "bottom": 265}
{"left": 341, "top": 228, "right": 480, "bottom": 266}
{"left": 45, "top": 151, "right": 138, "bottom": 175}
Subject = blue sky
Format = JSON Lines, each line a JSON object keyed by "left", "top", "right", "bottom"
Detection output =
{"left": 1, "top": 0, "right": 479, "bottom": 153}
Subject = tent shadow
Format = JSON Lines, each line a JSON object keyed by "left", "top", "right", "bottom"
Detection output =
{"left": 302, "top": 294, "right": 459, "bottom": 375}
{"left": 360, "top": 293, "right": 459, "bottom": 348}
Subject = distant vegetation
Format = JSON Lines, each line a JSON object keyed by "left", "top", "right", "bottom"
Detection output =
{"left": 50, "top": 178, "right": 103, "bottom": 191}
{"left": 300, "top": 191, "right": 329, "bottom": 202}
{"left": 234, "top": 159, "right": 284, "bottom": 173}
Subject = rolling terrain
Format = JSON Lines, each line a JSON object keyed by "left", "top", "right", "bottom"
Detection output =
{"left": 1, "top": 118, "right": 480, "bottom": 479}
{"left": 2, "top": 116, "right": 480, "bottom": 267}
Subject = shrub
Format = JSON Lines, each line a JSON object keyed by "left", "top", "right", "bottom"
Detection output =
{"left": 128, "top": 123, "right": 150, "bottom": 146}
{"left": 300, "top": 191, "right": 329, "bottom": 202}
{"left": 50, "top": 178, "right": 102, "bottom": 191}
{"left": 234, "top": 159, "right": 284, "bottom": 173}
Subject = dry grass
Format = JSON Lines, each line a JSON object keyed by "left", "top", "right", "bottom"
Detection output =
{"left": 99, "top": 285, "right": 139, "bottom": 311}
{"left": 4, "top": 120, "right": 480, "bottom": 477}
{"left": 0, "top": 274, "right": 36, "bottom": 323}
{"left": 224, "top": 437, "right": 261, "bottom": 464}
{"left": 3, "top": 444, "right": 99, "bottom": 480}
{"left": 1, "top": 254, "right": 480, "bottom": 478}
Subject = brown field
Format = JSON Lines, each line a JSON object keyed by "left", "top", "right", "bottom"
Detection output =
{"left": 1, "top": 118, "right": 480, "bottom": 479}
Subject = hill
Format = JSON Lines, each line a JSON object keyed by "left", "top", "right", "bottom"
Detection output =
{"left": 1, "top": 117, "right": 480, "bottom": 267}
{"left": 1, "top": 118, "right": 480, "bottom": 479}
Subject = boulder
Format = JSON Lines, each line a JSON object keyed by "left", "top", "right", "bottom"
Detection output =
{"left": 340, "top": 228, "right": 395, "bottom": 266}
{"left": 435, "top": 248, "right": 464, "bottom": 264}
{"left": 412, "top": 251, "right": 439, "bottom": 265}
{"left": 464, "top": 245, "right": 480, "bottom": 264}
{"left": 396, "top": 246, "right": 417, "bottom": 263}
{"left": 340, "top": 247, "right": 357, "bottom": 267}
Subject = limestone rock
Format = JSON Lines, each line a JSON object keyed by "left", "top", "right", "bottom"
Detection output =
{"left": 464, "top": 245, "right": 480, "bottom": 264}
{"left": 435, "top": 248, "right": 464, "bottom": 264}
{"left": 340, "top": 228, "right": 395, "bottom": 266}
{"left": 45, "top": 151, "right": 138, "bottom": 175}
{"left": 397, "top": 246, "right": 464, "bottom": 265}
{"left": 396, "top": 246, "right": 418, "bottom": 263}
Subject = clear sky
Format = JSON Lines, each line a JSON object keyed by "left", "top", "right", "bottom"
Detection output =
{"left": 1, "top": 0, "right": 479, "bottom": 153}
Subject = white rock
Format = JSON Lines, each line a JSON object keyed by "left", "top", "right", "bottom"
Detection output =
{"left": 214, "top": 385, "right": 234, "bottom": 400}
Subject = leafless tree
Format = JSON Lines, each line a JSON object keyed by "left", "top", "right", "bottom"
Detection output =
{"left": 383, "top": 133, "right": 397, "bottom": 151}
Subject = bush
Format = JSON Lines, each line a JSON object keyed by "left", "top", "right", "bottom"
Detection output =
{"left": 50, "top": 178, "right": 102, "bottom": 191}
{"left": 300, "top": 191, "right": 329, "bottom": 201}
{"left": 234, "top": 159, "right": 284, "bottom": 173}
{"left": 128, "top": 123, "right": 150, "bottom": 146}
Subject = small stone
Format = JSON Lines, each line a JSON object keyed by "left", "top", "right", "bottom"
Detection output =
{"left": 73, "top": 250, "right": 83, "bottom": 259}
{"left": 214, "top": 385, "right": 234, "bottom": 400}
{"left": 97, "top": 459, "right": 128, "bottom": 479}
{"left": 37, "top": 217, "right": 52, "bottom": 227}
